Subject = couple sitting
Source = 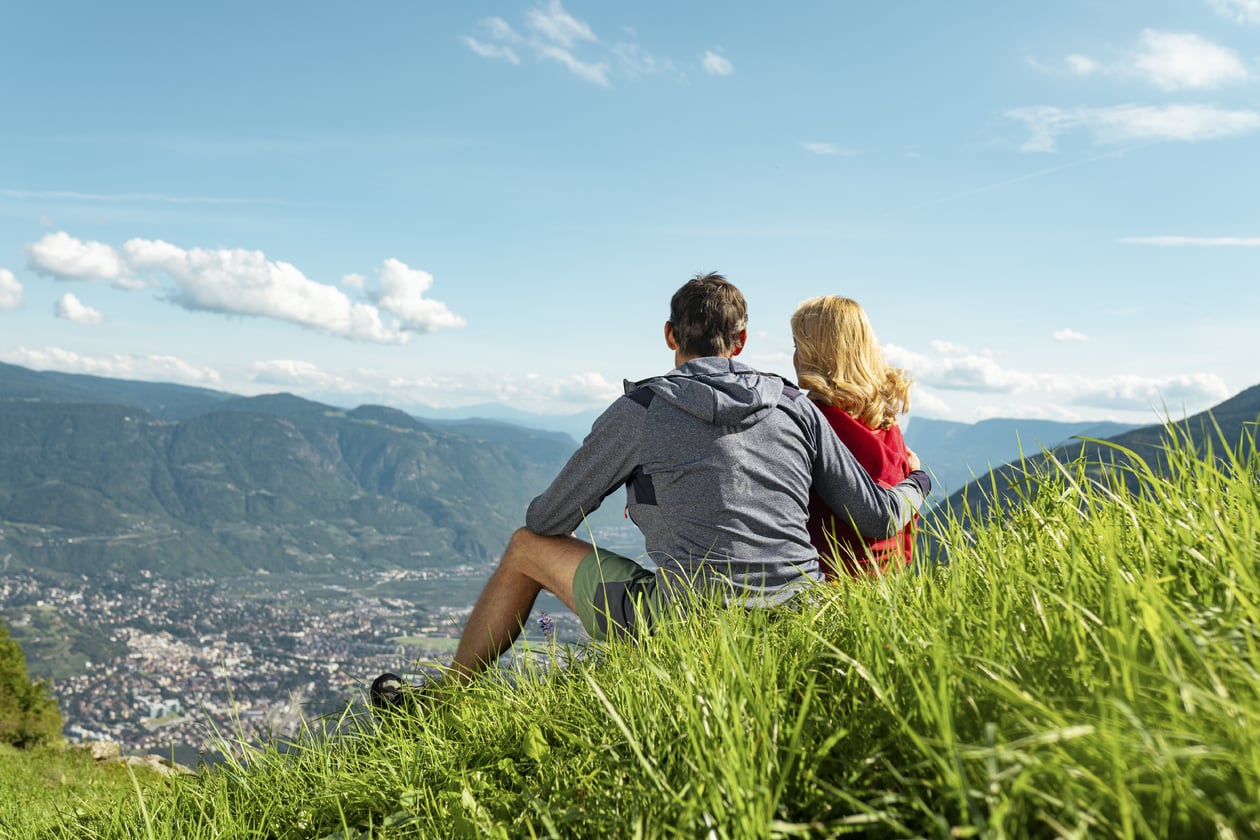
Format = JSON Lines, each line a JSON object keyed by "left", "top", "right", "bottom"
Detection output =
{"left": 373, "top": 272, "right": 927, "bottom": 708}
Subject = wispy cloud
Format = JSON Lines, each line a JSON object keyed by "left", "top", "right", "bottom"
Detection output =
{"left": 24, "top": 231, "right": 465, "bottom": 344}
{"left": 252, "top": 362, "right": 622, "bottom": 414}
{"left": 252, "top": 359, "right": 357, "bottom": 393}
{"left": 1119, "top": 235, "right": 1260, "bottom": 246}
{"left": 929, "top": 340, "right": 970, "bottom": 354}
{"left": 463, "top": 37, "right": 520, "bottom": 64}
{"left": 1065, "top": 54, "right": 1100, "bottom": 76}
{"left": 1053, "top": 328, "right": 1089, "bottom": 342}
{"left": 526, "top": 0, "right": 595, "bottom": 48}
{"left": 5, "top": 346, "right": 225, "bottom": 387}
{"left": 1208, "top": 0, "right": 1260, "bottom": 24}
{"left": 1, "top": 187, "right": 278, "bottom": 206}
{"left": 0, "top": 268, "right": 23, "bottom": 310}
{"left": 801, "top": 142, "right": 858, "bottom": 156}
{"left": 613, "top": 43, "right": 675, "bottom": 78}
{"left": 1055, "top": 30, "right": 1251, "bottom": 90}
{"left": 53, "top": 292, "right": 104, "bottom": 325}
{"left": 465, "top": 1, "right": 696, "bottom": 87}
{"left": 535, "top": 43, "right": 610, "bottom": 86}
{"left": 702, "top": 49, "right": 733, "bottom": 76}
{"left": 1006, "top": 103, "right": 1260, "bottom": 151}
{"left": 1130, "top": 30, "right": 1250, "bottom": 90}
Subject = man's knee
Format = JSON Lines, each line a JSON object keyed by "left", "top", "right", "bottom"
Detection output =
{"left": 503, "top": 526, "right": 540, "bottom": 566}
{"left": 503, "top": 528, "right": 589, "bottom": 595}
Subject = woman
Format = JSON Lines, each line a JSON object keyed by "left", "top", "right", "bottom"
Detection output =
{"left": 791, "top": 295, "right": 917, "bottom": 578}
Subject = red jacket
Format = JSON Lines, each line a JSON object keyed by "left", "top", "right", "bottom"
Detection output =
{"left": 807, "top": 402, "right": 915, "bottom": 578}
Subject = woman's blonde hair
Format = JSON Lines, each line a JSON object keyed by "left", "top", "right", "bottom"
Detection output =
{"left": 790, "top": 295, "right": 911, "bottom": 430}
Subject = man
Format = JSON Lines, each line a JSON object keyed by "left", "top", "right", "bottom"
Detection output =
{"left": 371, "top": 272, "right": 930, "bottom": 706}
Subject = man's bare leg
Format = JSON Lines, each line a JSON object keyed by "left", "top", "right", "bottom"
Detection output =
{"left": 448, "top": 527, "right": 591, "bottom": 682}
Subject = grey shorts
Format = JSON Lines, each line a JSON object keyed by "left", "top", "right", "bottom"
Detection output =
{"left": 572, "top": 547, "right": 665, "bottom": 640}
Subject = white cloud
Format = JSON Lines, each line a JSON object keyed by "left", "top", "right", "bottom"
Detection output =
{"left": 1053, "top": 328, "right": 1089, "bottom": 342}
{"left": 1131, "top": 30, "right": 1251, "bottom": 90}
{"left": 612, "top": 42, "right": 675, "bottom": 78}
{"left": 536, "top": 44, "right": 611, "bottom": 86}
{"left": 26, "top": 231, "right": 125, "bottom": 281}
{"left": 466, "top": 3, "right": 675, "bottom": 87}
{"left": 1058, "top": 31, "right": 1249, "bottom": 90}
{"left": 482, "top": 16, "right": 523, "bottom": 43}
{"left": 929, "top": 339, "right": 970, "bottom": 354}
{"left": 541, "top": 371, "right": 622, "bottom": 404}
{"left": 703, "top": 50, "right": 733, "bottom": 76}
{"left": 885, "top": 343, "right": 1231, "bottom": 413}
{"left": 801, "top": 142, "right": 858, "bottom": 156}
{"left": 5, "top": 346, "right": 224, "bottom": 387}
{"left": 112, "top": 276, "right": 154, "bottom": 291}
{"left": 1007, "top": 103, "right": 1260, "bottom": 151}
{"left": 251, "top": 359, "right": 355, "bottom": 393}
{"left": 247, "top": 363, "right": 622, "bottom": 415}
{"left": 121, "top": 238, "right": 409, "bottom": 343}
{"left": 1208, "top": 0, "right": 1260, "bottom": 24}
{"left": 2, "top": 187, "right": 272, "bottom": 206}
{"left": 0, "top": 268, "right": 22, "bottom": 310}
{"left": 53, "top": 292, "right": 105, "bottom": 325}
{"left": 526, "top": 0, "right": 595, "bottom": 49}
{"left": 463, "top": 37, "right": 520, "bottom": 64}
{"left": 372, "top": 258, "right": 467, "bottom": 333}
{"left": 1065, "top": 54, "right": 1099, "bottom": 76}
{"left": 342, "top": 273, "right": 367, "bottom": 290}
{"left": 1119, "top": 235, "right": 1260, "bottom": 246}
{"left": 21, "top": 231, "right": 464, "bottom": 344}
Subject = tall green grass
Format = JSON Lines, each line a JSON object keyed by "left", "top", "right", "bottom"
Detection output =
{"left": 11, "top": 429, "right": 1259, "bottom": 838}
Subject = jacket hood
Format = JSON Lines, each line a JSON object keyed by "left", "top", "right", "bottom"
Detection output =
{"left": 626, "top": 357, "right": 786, "bottom": 428}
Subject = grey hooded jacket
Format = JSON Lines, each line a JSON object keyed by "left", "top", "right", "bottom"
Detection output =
{"left": 526, "top": 357, "right": 929, "bottom": 606}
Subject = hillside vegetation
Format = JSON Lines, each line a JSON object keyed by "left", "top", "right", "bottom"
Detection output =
{"left": 3, "top": 423, "right": 1255, "bottom": 838}
{"left": 0, "top": 394, "right": 573, "bottom": 579}
{"left": 935, "top": 382, "right": 1260, "bottom": 528}
{"left": 0, "top": 619, "right": 62, "bottom": 748}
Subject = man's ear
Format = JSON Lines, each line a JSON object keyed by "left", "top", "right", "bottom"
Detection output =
{"left": 664, "top": 321, "right": 678, "bottom": 350}
{"left": 731, "top": 328, "right": 747, "bottom": 357}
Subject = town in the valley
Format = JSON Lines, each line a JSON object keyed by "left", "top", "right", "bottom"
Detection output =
{"left": 0, "top": 561, "right": 588, "bottom": 766}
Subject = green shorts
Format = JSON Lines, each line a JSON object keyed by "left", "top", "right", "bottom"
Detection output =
{"left": 572, "top": 547, "right": 665, "bottom": 641}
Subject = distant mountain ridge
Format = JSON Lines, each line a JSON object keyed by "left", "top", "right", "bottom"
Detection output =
{"left": 0, "top": 361, "right": 238, "bottom": 420}
{"left": 932, "top": 382, "right": 1260, "bottom": 530}
{"left": 0, "top": 363, "right": 577, "bottom": 580}
{"left": 902, "top": 416, "right": 1143, "bottom": 499}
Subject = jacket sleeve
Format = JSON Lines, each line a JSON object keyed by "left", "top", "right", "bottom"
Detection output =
{"left": 805, "top": 400, "right": 930, "bottom": 539}
{"left": 525, "top": 397, "right": 644, "bottom": 537}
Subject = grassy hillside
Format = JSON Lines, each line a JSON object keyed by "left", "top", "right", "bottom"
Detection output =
{"left": 4, "top": 426, "right": 1256, "bottom": 838}
{"left": 933, "top": 383, "right": 1260, "bottom": 533}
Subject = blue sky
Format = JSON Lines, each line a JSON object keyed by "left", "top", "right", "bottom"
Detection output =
{"left": 2, "top": 0, "right": 1257, "bottom": 427}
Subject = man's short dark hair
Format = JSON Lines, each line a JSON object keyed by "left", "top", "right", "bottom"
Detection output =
{"left": 669, "top": 272, "right": 748, "bottom": 358}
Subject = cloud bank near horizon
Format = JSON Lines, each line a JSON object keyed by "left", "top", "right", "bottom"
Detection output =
{"left": 886, "top": 343, "right": 1232, "bottom": 416}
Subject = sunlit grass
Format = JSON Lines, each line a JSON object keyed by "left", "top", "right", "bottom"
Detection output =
{"left": 7, "top": 424, "right": 1258, "bottom": 838}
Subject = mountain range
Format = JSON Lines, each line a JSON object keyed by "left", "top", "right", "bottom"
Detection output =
{"left": 2, "top": 360, "right": 1254, "bottom": 583}
{"left": 931, "top": 382, "right": 1260, "bottom": 532}
{"left": 0, "top": 362, "right": 576, "bottom": 579}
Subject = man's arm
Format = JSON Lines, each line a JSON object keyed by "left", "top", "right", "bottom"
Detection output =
{"left": 525, "top": 397, "right": 643, "bottom": 536}
{"left": 806, "top": 402, "right": 930, "bottom": 539}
